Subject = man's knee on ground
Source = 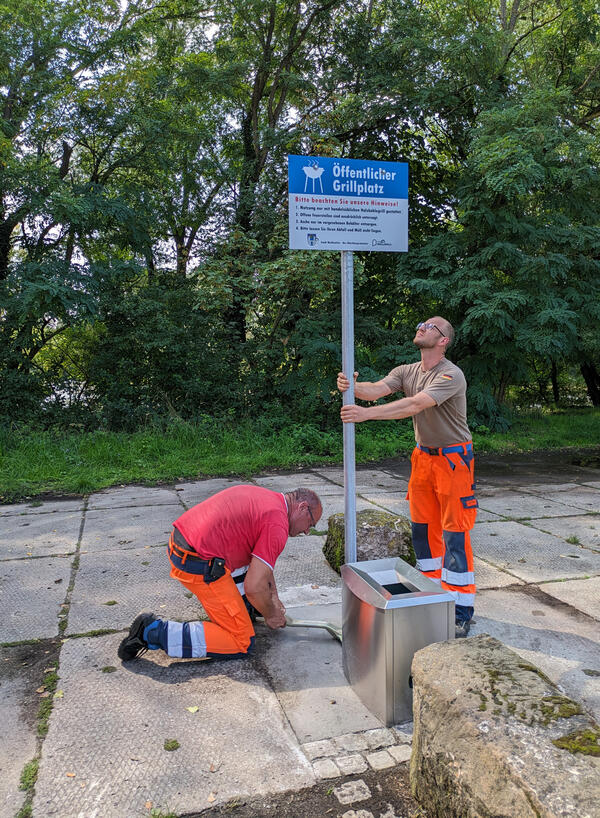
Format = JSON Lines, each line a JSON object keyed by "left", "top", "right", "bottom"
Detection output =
{"left": 209, "top": 635, "right": 255, "bottom": 659}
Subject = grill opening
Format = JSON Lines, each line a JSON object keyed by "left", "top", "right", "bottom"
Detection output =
{"left": 382, "top": 581, "right": 414, "bottom": 596}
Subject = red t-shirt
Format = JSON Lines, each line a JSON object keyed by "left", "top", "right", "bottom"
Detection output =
{"left": 173, "top": 485, "right": 289, "bottom": 571}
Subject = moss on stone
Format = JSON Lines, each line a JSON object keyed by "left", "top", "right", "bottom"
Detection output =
{"left": 552, "top": 727, "right": 600, "bottom": 757}
{"left": 323, "top": 509, "right": 415, "bottom": 573}
{"left": 517, "top": 662, "right": 553, "bottom": 686}
{"left": 322, "top": 513, "right": 345, "bottom": 573}
{"left": 470, "top": 661, "right": 585, "bottom": 728}
{"left": 539, "top": 695, "right": 583, "bottom": 724}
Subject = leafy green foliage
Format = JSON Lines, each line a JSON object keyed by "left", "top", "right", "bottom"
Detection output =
{"left": 1, "top": 0, "right": 600, "bottom": 433}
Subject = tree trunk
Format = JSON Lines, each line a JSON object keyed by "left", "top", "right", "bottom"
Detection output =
{"left": 236, "top": 114, "right": 258, "bottom": 233}
{"left": 550, "top": 361, "right": 560, "bottom": 403}
{"left": 580, "top": 362, "right": 600, "bottom": 406}
{"left": 0, "top": 218, "right": 17, "bottom": 281}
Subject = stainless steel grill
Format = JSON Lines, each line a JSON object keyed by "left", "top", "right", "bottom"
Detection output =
{"left": 341, "top": 557, "right": 455, "bottom": 725}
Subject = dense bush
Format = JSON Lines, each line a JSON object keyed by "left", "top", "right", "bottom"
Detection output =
{"left": 1, "top": 0, "right": 599, "bottom": 432}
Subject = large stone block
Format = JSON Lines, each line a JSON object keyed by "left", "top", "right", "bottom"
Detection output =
{"left": 410, "top": 634, "right": 600, "bottom": 818}
{"left": 323, "top": 509, "right": 415, "bottom": 573}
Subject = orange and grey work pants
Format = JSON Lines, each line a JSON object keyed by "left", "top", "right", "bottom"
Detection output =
{"left": 144, "top": 532, "right": 255, "bottom": 659}
{"left": 407, "top": 442, "right": 477, "bottom": 618}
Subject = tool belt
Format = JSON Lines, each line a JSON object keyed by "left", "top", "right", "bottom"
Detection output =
{"left": 417, "top": 442, "right": 472, "bottom": 456}
{"left": 417, "top": 441, "right": 474, "bottom": 471}
{"left": 168, "top": 529, "right": 226, "bottom": 583}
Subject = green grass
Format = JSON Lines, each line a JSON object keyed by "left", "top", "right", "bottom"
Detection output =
{"left": 472, "top": 408, "right": 600, "bottom": 454}
{"left": 0, "top": 408, "right": 599, "bottom": 502}
{"left": 37, "top": 671, "right": 60, "bottom": 737}
{"left": 19, "top": 759, "right": 39, "bottom": 791}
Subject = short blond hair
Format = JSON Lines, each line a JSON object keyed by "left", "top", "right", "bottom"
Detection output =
{"left": 432, "top": 316, "right": 454, "bottom": 348}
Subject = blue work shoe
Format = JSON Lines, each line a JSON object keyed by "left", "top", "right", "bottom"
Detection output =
{"left": 118, "top": 612, "right": 156, "bottom": 661}
{"left": 455, "top": 619, "right": 471, "bottom": 639}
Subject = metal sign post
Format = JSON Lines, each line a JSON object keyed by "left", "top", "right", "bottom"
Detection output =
{"left": 341, "top": 250, "right": 356, "bottom": 563}
{"left": 287, "top": 154, "right": 408, "bottom": 568}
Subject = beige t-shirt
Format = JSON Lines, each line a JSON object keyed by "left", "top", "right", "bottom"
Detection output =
{"left": 381, "top": 358, "right": 471, "bottom": 447}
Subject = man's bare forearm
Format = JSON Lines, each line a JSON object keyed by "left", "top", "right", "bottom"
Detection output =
{"left": 337, "top": 372, "right": 391, "bottom": 402}
{"left": 340, "top": 391, "right": 436, "bottom": 424}
{"left": 246, "top": 576, "right": 286, "bottom": 627}
{"left": 246, "top": 583, "right": 279, "bottom": 618}
{"left": 353, "top": 381, "right": 390, "bottom": 401}
{"left": 361, "top": 395, "right": 422, "bottom": 419}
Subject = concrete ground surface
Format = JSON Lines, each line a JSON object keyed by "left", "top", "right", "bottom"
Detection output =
{"left": 1, "top": 452, "right": 599, "bottom": 818}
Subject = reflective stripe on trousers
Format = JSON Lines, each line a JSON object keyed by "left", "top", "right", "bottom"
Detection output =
{"left": 146, "top": 558, "right": 255, "bottom": 659}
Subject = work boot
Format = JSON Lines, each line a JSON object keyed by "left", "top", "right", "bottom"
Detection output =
{"left": 118, "top": 612, "right": 156, "bottom": 660}
{"left": 455, "top": 619, "right": 471, "bottom": 639}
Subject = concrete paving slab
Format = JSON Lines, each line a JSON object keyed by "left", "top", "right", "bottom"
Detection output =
{"left": 476, "top": 485, "right": 528, "bottom": 499}
{"left": 0, "top": 555, "right": 72, "bottom": 642}
{"left": 314, "top": 468, "right": 408, "bottom": 493}
{"left": 361, "top": 492, "right": 512, "bottom": 524}
{"left": 363, "top": 493, "right": 504, "bottom": 523}
{"left": 357, "top": 493, "right": 411, "bottom": 518}
{"left": 0, "top": 511, "right": 82, "bottom": 559}
{"left": 274, "top": 534, "right": 341, "bottom": 591}
{"left": 520, "top": 482, "right": 584, "bottom": 493}
{"left": 354, "top": 469, "right": 408, "bottom": 489}
{"left": 87, "top": 485, "right": 181, "bottom": 509}
{"left": 474, "top": 509, "right": 506, "bottom": 523}
{"left": 32, "top": 633, "right": 314, "bottom": 818}
{"left": 314, "top": 466, "right": 398, "bottom": 488}
{"left": 522, "top": 484, "right": 600, "bottom": 512}
{"left": 0, "top": 498, "right": 84, "bottom": 517}
{"left": 470, "top": 587, "right": 600, "bottom": 722}
{"left": 477, "top": 491, "right": 585, "bottom": 519}
{"left": 474, "top": 453, "right": 600, "bottom": 484}
{"left": 173, "top": 477, "right": 242, "bottom": 509}
{"left": 474, "top": 557, "right": 524, "bottom": 590}
{"left": 262, "top": 603, "right": 382, "bottom": 743}
{"left": 280, "top": 584, "right": 342, "bottom": 609}
{"left": 252, "top": 473, "right": 339, "bottom": 492}
{"left": 527, "top": 514, "right": 600, "bottom": 551}
{"left": 66, "top": 546, "right": 200, "bottom": 635}
{"left": 80, "top": 505, "right": 176, "bottom": 553}
{"left": 0, "top": 677, "right": 36, "bottom": 816}
{"left": 471, "top": 520, "right": 600, "bottom": 582}
{"left": 320, "top": 495, "right": 381, "bottom": 523}
{"left": 300, "top": 484, "right": 347, "bottom": 497}
{"left": 7, "top": 462, "right": 600, "bottom": 818}
{"left": 541, "top": 577, "right": 600, "bottom": 621}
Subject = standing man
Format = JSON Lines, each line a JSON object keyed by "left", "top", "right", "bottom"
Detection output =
{"left": 338, "top": 317, "right": 477, "bottom": 637}
{"left": 118, "top": 485, "right": 323, "bottom": 661}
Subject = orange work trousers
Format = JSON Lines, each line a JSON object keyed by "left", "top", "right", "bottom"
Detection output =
{"left": 407, "top": 442, "right": 477, "bottom": 613}
{"left": 168, "top": 546, "right": 255, "bottom": 657}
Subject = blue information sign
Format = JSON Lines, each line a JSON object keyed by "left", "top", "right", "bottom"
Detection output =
{"left": 288, "top": 155, "right": 408, "bottom": 251}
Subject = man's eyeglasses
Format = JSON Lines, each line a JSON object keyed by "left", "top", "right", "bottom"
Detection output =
{"left": 307, "top": 506, "right": 316, "bottom": 527}
{"left": 416, "top": 322, "right": 446, "bottom": 337}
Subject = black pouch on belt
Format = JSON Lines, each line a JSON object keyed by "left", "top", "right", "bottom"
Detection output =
{"left": 206, "top": 557, "right": 226, "bottom": 583}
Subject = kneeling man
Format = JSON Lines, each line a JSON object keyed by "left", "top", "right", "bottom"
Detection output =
{"left": 118, "top": 485, "right": 322, "bottom": 661}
